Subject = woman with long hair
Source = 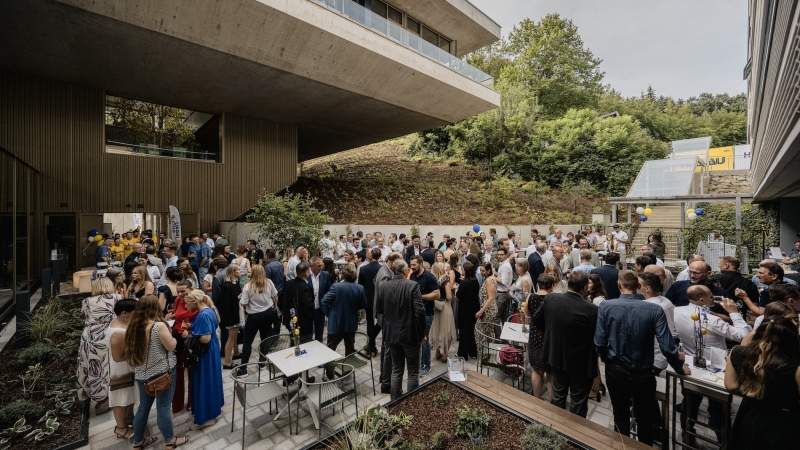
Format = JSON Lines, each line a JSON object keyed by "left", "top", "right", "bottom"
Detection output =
{"left": 545, "top": 264, "right": 568, "bottom": 293}
{"left": 105, "top": 298, "right": 138, "bottom": 439}
{"left": 236, "top": 265, "right": 279, "bottom": 377}
{"left": 649, "top": 232, "right": 667, "bottom": 260}
{"left": 724, "top": 316, "right": 800, "bottom": 449}
{"left": 157, "top": 266, "right": 183, "bottom": 315}
{"left": 182, "top": 290, "right": 224, "bottom": 430}
{"left": 450, "top": 252, "right": 464, "bottom": 332}
{"left": 233, "top": 245, "right": 252, "bottom": 288}
{"left": 476, "top": 262, "right": 499, "bottom": 344}
{"left": 139, "top": 253, "right": 161, "bottom": 285}
{"left": 177, "top": 258, "right": 198, "bottom": 289}
{"left": 219, "top": 262, "right": 244, "bottom": 369}
{"left": 525, "top": 273, "right": 554, "bottom": 400}
{"left": 443, "top": 239, "right": 456, "bottom": 261}
{"left": 322, "top": 257, "right": 337, "bottom": 284}
{"left": 107, "top": 267, "right": 126, "bottom": 296}
{"left": 587, "top": 274, "right": 608, "bottom": 306}
{"left": 282, "top": 247, "right": 295, "bottom": 276}
{"left": 77, "top": 277, "right": 122, "bottom": 414}
{"left": 429, "top": 262, "right": 457, "bottom": 362}
{"left": 513, "top": 259, "right": 533, "bottom": 316}
{"left": 127, "top": 265, "right": 155, "bottom": 299}
{"left": 456, "top": 262, "right": 480, "bottom": 360}
{"left": 202, "top": 259, "right": 224, "bottom": 296}
{"left": 168, "top": 280, "right": 200, "bottom": 414}
{"left": 126, "top": 295, "right": 187, "bottom": 449}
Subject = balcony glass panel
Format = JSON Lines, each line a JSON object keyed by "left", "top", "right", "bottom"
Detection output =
{"left": 314, "top": 0, "right": 494, "bottom": 87}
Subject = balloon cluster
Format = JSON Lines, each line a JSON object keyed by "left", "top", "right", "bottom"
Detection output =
{"left": 685, "top": 208, "right": 705, "bottom": 221}
{"left": 87, "top": 229, "right": 103, "bottom": 244}
{"left": 472, "top": 224, "right": 480, "bottom": 237}
{"left": 635, "top": 207, "right": 652, "bottom": 222}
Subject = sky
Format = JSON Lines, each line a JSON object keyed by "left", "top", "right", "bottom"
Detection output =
{"left": 468, "top": 0, "right": 748, "bottom": 100}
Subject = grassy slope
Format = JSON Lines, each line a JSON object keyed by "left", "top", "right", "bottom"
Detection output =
{"left": 292, "top": 137, "right": 609, "bottom": 225}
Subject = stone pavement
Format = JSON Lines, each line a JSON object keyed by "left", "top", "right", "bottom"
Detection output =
{"left": 80, "top": 321, "right": 735, "bottom": 450}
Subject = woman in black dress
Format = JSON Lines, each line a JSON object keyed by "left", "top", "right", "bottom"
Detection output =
{"left": 456, "top": 261, "right": 480, "bottom": 360}
{"left": 218, "top": 263, "right": 243, "bottom": 370}
{"left": 724, "top": 316, "right": 800, "bottom": 450}
{"left": 525, "top": 273, "right": 555, "bottom": 400}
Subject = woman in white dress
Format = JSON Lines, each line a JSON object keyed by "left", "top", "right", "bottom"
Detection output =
{"left": 429, "top": 262, "right": 457, "bottom": 361}
{"left": 105, "top": 298, "right": 138, "bottom": 440}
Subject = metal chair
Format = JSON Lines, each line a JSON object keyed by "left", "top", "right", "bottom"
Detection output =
{"left": 258, "top": 333, "right": 293, "bottom": 380}
{"left": 475, "top": 321, "right": 524, "bottom": 389}
{"left": 230, "top": 363, "right": 291, "bottom": 449}
{"left": 297, "top": 362, "right": 359, "bottom": 437}
{"left": 328, "top": 331, "right": 376, "bottom": 396}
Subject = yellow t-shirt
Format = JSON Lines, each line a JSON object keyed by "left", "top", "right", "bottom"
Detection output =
{"left": 121, "top": 239, "right": 134, "bottom": 256}
{"left": 109, "top": 244, "right": 125, "bottom": 261}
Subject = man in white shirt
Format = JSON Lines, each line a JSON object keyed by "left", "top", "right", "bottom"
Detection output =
{"left": 483, "top": 240, "right": 495, "bottom": 264}
{"left": 549, "top": 228, "right": 569, "bottom": 245}
{"left": 583, "top": 225, "right": 598, "bottom": 250}
{"left": 610, "top": 224, "right": 629, "bottom": 254}
{"left": 286, "top": 246, "right": 305, "bottom": 280}
{"left": 674, "top": 285, "right": 750, "bottom": 439}
{"left": 157, "top": 243, "right": 179, "bottom": 287}
{"left": 638, "top": 272, "right": 677, "bottom": 374}
{"left": 496, "top": 248, "right": 514, "bottom": 321}
{"left": 336, "top": 234, "right": 348, "bottom": 258}
{"left": 676, "top": 254, "right": 703, "bottom": 282}
{"left": 507, "top": 231, "right": 517, "bottom": 253}
{"left": 525, "top": 237, "right": 540, "bottom": 258}
{"left": 390, "top": 233, "right": 404, "bottom": 253}
{"left": 376, "top": 237, "right": 391, "bottom": 261}
{"left": 320, "top": 230, "right": 336, "bottom": 260}
{"left": 547, "top": 245, "right": 565, "bottom": 273}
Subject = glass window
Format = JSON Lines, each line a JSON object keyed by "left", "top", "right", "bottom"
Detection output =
{"left": 104, "top": 95, "right": 220, "bottom": 162}
{"left": 438, "top": 37, "right": 451, "bottom": 53}
{"left": 422, "top": 26, "right": 438, "bottom": 46}
{"left": 406, "top": 17, "right": 420, "bottom": 35}
{"left": 387, "top": 6, "right": 402, "bottom": 25}
{"left": 370, "top": 0, "right": 387, "bottom": 18}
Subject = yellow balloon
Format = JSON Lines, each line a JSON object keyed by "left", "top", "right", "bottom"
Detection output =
{"left": 701, "top": 328, "right": 707, "bottom": 336}
{"left": 472, "top": 232, "right": 479, "bottom": 237}
{"left": 93, "top": 235, "right": 103, "bottom": 242}
{"left": 686, "top": 209, "right": 695, "bottom": 215}
{"left": 690, "top": 313, "right": 700, "bottom": 321}
{"left": 643, "top": 208, "right": 653, "bottom": 217}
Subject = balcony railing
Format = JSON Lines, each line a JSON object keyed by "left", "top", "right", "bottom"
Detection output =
{"left": 313, "top": 0, "right": 494, "bottom": 88}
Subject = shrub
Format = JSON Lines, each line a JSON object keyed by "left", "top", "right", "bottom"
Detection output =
{"left": 20, "top": 302, "right": 69, "bottom": 343}
{"left": 430, "top": 431, "right": 450, "bottom": 450}
{"left": 520, "top": 423, "right": 568, "bottom": 450}
{"left": 0, "top": 400, "right": 45, "bottom": 426}
{"left": 433, "top": 390, "right": 450, "bottom": 407}
{"left": 14, "top": 343, "right": 61, "bottom": 368}
{"left": 454, "top": 406, "right": 491, "bottom": 439}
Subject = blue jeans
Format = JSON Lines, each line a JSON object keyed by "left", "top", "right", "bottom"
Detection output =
{"left": 421, "top": 315, "right": 434, "bottom": 368}
{"left": 134, "top": 366, "right": 177, "bottom": 444}
{"left": 241, "top": 309, "right": 278, "bottom": 365}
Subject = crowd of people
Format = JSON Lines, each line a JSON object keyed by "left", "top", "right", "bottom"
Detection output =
{"left": 76, "top": 226, "right": 800, "bottom": 449}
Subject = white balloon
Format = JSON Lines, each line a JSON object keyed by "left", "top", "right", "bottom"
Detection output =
{"left": 636, "top": 207, "right": 644, "bottom": 215}
{"left": 88, "top": 237, "right": 95, "bottom": 243}
{"left": 688, "top": 212, "right": 697, "bottom": 220}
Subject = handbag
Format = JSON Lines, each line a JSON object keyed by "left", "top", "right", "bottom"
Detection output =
{"left": 109, "top": 373, "right": 134, "bottom": 391}
{"left": 143, "top": 325, "right": 173, "bottom": 397}
{"left": 434, "top": 299, "right": 445, "bottom": 311}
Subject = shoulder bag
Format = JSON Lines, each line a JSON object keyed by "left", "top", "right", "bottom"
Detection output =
{"left": 434, "top": 299, "right": 445, "bottom": 311}
{"left": 143, "top": 324, "right": 173, "bottom": 397}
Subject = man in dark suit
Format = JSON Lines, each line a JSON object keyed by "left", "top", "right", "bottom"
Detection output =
{"left": 527, "top": 242, "right": 545, "bottom": 286}
{"left": 532, "top": 271, "right": 598, "bottom": 418}
{"left": 278, "top": 261, "right": 316, "bottom": 382}
{"left": 375, "top": 260, "right": 426, "bottom": 400}
{"left": 421, "top": 239, "right": 437, "bottom": 266}
{"left": 358, "top": 247, "right": 383, "bottom": 356}
{"left": 307, "top": 257, "right": 332, "bottom": 342}
{"left": 321, "top": 264, "right": 367, "bottom": 379}
{"left": 404, "top": 234, "right": 423, "bottom": 264}
{"left": 591, "top": 252, "right": 621, "bottom": 300}
{"left": 374, "top": 252, "right": 402, "bottom": 394}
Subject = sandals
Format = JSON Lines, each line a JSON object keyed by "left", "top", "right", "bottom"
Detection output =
{"left": 114, "top": 426, "right": 133, "bottom": 440}
{"left": 591, "top": 389, "right": 602, "bottom": 402}
{"left": 166, "top": 435, "right": 189, "bottom": 449}
{"left": 133, "top": 436, "right": 158, "bottom": 449}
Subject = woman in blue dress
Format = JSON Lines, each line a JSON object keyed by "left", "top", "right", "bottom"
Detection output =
{"left": 181, "top": 289, "right": 224, "bottom": 429}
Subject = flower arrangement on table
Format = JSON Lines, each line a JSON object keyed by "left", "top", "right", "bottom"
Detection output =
{"left": 289, "top": 308, "right": 301, "bottom": 355}
{"left": 519, "top": 300, "right": 528, "bottom": 333}
{"left": 690, "top": 307, "right": 708, "bottom": 368}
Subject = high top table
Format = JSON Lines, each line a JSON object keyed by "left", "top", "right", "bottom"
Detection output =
{"left": 265, "top": 339, "right": 342, "bottom": 432}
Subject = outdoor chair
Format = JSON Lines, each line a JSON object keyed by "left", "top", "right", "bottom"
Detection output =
{"left": 230, "top": 363, "right": 291, "bottom": 449}
{"left": 475, "top": 321, "right": 524, "bottom": 389}
{"left": 258, "top": 333, "right": 293, "bottom": 380}
{"left": 326, "top": 331, "right": 376, "bottom": 396}
{"left": 297, "top": 362, "right": 359, "bottom": 437}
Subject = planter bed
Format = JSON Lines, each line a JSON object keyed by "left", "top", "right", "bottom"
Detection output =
{"left": 0, "top": 294, "right": 90, "bottom": 450}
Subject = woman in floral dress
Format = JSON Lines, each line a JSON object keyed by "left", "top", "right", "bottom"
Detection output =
{"left": 476, "top": 262, "right": 499, "bottom": 346}
{"left": 77, "top": 277, "right": 122, "bottom": 413}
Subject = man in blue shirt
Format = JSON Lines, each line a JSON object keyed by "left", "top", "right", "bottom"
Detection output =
{"left": 595, "top": 270, "right": 690, "bottom": 446}
{"left": 188, "top": 235, "right": 211, "bottom": 281}
{"left": 95, "top": 236, "right": 112, "bottom": 264}
{"left": 409, "top": 255, "right": 439, "bottom": 377}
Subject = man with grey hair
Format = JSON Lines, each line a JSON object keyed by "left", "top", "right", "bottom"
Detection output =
{"left": 375, "top": 252, "right": 403, "bottom": 394}
{"left": 286, "top": 246, "right": 305, "bottom": 280}
{"left": 571, "top": 249, "right": 596, "bottom": 274}
{"left": 376, "top": 259, "right": 426, "bottom": 400}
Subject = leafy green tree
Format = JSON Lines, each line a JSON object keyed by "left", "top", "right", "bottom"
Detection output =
{"left": 464, "top": 41, "right": 511, "bottom": 81}
{"left": 105, "top": 96, "right": 197, "bottom": 150}
{"left": 501, "top": 14, "right": 604, "bottom": 119}
{"left": 247, "top": 191, "right": 333, "bottom": 257}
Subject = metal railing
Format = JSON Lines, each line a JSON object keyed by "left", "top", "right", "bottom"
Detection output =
{"left": 105, "top": 140, "right": 218, "bottom": 161}
{"left": 312, "top": 0, "right": 494, "bottom": 87}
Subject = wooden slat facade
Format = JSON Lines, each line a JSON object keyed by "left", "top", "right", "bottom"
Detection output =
{"left": 0, "top": 70, "right": 298, "bottom": 274}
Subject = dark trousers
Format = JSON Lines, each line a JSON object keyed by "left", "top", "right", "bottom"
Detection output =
{"left": 605, "top": 363, "right": 657, "bottom": 446}
{"left": 550, "top": 368, "right": 593, "bottom": 418}
{"left": 379, "top": 329, "right": 393, "bottom": 391}
{"left": 365, "top": 304, "right": 378, "bottom": 352}
{"left": 389, "top": 342, "right": 420, "bottom": 400}
{"left": 326, "top": 332, "right": 355, "bottom": 378}
{"left": 240, "top": 309, "right": 278, "bottom": 366}
{"left": 680, "top": 389, "right": 726, "bottom": 440}
{"left": 313, "top": 308, "right": 326, "bottom": 343}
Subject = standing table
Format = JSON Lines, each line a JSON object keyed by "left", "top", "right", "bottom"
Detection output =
{"left": 265, "top": 340, "right": 342, "bottom": 432}
{"left": 500, "top": 322, "right": 529, "bottom": 392}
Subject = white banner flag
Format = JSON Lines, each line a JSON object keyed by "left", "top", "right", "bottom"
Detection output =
{"left": 169, "top": 205, "right": 182, "bottom": 241}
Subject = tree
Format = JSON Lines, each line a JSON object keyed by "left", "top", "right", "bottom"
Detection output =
{"left": 501, "top": 14, "right": 605, "bottom": 119}
{"left": 105, "top": 97, "right": 197, "bottom": 150}
{"left": 247, "top": 191, "right": 333, "bottom": 257}
{"left": 464, "top": 41, "right": 511, "bottom": 81}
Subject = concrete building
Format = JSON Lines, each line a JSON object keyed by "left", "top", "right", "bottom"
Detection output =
{"left": 745, "top": 0, "right": 800, "bottom": 248}
{"left": 0, "top": 0, "right": 501, "bottom": 278}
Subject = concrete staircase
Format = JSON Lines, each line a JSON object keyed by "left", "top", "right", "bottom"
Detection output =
{"left": 631, "top": 205, "right": 684, "bottom": 268}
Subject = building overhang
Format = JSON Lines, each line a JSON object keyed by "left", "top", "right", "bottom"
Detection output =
{"left": 0, "top": 0, "right": 500, "bottom": 161}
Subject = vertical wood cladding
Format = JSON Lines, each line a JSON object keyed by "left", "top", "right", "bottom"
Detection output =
{"left": 0, "top": 71, "right": 298, "bottom": 268}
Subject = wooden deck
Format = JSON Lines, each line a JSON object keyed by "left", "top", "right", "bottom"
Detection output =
{"left": 458, "top": 371, "right": 651, "bottom": 450}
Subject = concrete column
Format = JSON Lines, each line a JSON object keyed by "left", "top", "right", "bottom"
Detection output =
{"left": 627, "top": 204, "right": 632, "bottom": 224}
{"left": 611, "top": 204, "right": 617, "bottom": 224}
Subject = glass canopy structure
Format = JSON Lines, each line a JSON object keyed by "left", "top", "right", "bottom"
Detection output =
{"left": 625, "top": 157, "right": 700, "bottom": 198}
{"left": 671, "top": 136, "right": 712, "bottom": 160}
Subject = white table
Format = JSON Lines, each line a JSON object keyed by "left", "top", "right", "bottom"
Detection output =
{"left": 265, "top": 340, "right": 342, "bottom": 431}
{"left": 499, "top": 321, "right": 529, "bottom": 344}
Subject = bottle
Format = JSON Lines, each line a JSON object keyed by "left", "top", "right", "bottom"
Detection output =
{"left": 678, "top": 343, "right": 685, "bottom": 361}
